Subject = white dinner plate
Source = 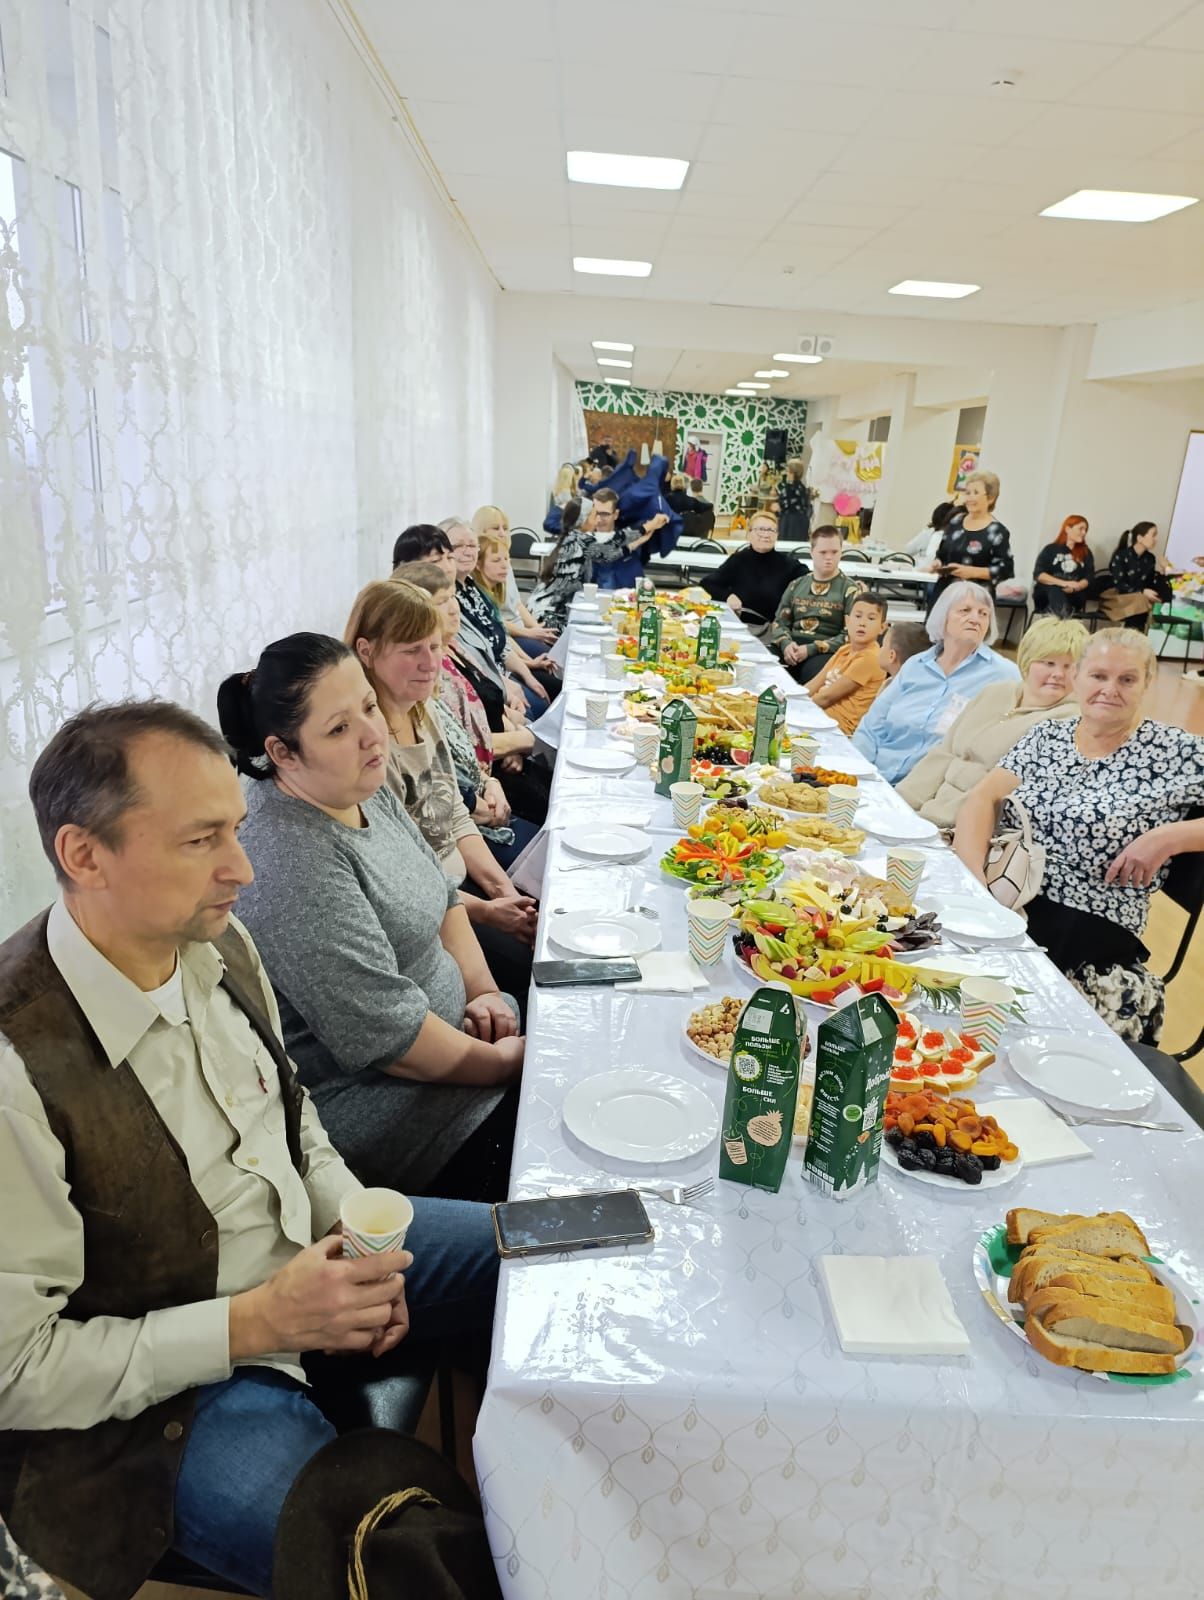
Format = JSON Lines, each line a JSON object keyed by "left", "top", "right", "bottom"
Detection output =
{"left": 881, "top": 1137, "right": 1024, "bottom": 1192}
{"left": 936, "top": 894, "right": 1027, "bottom": 945}
{"left": 1008, "top": 1033, "right": 1155, "bottom": 1114}
{"left": 577, "top": 676, "right": 621, "bottom": 695}
{"left": 857, "top": 804, "right": 941, "bottom": 843}
{"left": 810, "top": 747, "right": 881, "bottom": 780}
{"left": 561, "top": 823, "right": 649, "bottom": 861}
{"left": 574, "top": 622, "right": 611, "bottom": 636}
{"left": 785, "top": 705, "right": 834, "bottom": 731}
{"left": 565, "top": 747, "right": 638, "bottom": 774}
{"left": 549, "top": 909, "right": 661, "bottom": 959}
{"left": 566, "top": 694, "right": 624, "bottom": 722}
{"left": 562, "top": 1069, "right": 720, "bottom": 1162}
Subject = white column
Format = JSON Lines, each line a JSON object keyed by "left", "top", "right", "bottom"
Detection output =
{"left": 870, "top": 373, "right": 960, "bottom": 550}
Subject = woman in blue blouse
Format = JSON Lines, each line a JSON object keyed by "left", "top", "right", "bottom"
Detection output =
{"left": 852, "top": 582, "right": 1020, "bottom": 783}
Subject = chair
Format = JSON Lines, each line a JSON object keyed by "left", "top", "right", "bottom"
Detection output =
{"left": 1150, "top": 831, "right": 1204, "bottom": 1062}
{"left": 878, "top": 551, "right": 916, "bottom": 566}
{"left": 841, "top": 548, "right": 871, "bottom": 564}
{"left": 995, "top": 594, "right": 1028, "bottom": 648}
{"left": 680, "top": 507, "right": 717, "bottom": 541}
{"left": 508, "top": 527, "right": 541, "bottom": 589}
{"left": 1127, "top": 1045, "right": 1204, "bottom": 1130}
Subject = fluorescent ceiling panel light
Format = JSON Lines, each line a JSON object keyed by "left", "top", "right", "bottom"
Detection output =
{"left": 755, "top": 369, "right": 790, "bottom": 378}
{"left": 567, "top": 151, "right": 689, "bottom": 190}
{"left": 603, "top": 376, "right": 631, "bottom": 386}
{"left": 888, "top": 279, "right": 980, "bottom": 299}
{"left": 737, "top": 381, "right": 770, "bottom": 390}
{"left": 596, "top": 357, "right": 633, "bottom": 368}
{"left": 772, "top": 352, "right": 823, "bottom": 364}
{"left": 1039, "top": 188, "right": 1198, "bottom": 222}
{"left": 573, "top": 256, "right": 652, "bottom": 277}
{"left": 592, "top": 340, "right": 635, "bottom": 352}
{"left": 724, "top": 388, "right": 751, "bottom": 396}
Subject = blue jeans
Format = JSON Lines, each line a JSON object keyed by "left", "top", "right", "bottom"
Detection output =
{"left": 172, "top": 1195, "right": 499, "bottom": 1596}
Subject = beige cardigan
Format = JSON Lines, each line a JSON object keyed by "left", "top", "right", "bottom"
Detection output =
{"left": 895, "top": 680, "right": 1077, "bottom": 829}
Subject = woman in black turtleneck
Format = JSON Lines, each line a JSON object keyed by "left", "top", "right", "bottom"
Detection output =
{"left": 701, "top": 511, "right": 800, "bottom": 626}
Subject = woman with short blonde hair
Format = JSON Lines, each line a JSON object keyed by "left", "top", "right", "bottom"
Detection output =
{"left": 929, "top": 468, "right": 1013, "bottom": 601}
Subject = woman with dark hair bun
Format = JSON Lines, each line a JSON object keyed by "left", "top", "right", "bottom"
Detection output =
{"left": 218, "top": 635, "right": 523, "bottom": 1201}
{"left": 1102, "top": 521, "right": 1172, "bottom": 629}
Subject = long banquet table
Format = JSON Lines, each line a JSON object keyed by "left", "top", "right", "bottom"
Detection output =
{"left": 528, "top": 540, "right": 938, "bottom": 591}
{"left": 474, "top": 600, "right": 1204, "bottom": 1600}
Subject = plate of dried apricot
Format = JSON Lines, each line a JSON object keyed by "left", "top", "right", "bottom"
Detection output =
{"left": 882, "top": 1088, "right": 1023, "bottom": 1190}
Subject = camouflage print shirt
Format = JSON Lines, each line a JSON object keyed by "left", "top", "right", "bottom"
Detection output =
{"left": 770, "top": 571, "right": 864, "bottom": 659}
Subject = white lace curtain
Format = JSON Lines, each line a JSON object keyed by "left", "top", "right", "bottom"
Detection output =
{"left": 0, "top": 0, "right": 496, "bottom": 927}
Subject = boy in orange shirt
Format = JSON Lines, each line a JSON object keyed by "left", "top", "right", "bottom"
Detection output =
{"left": 808, "top": 592, "right": 888, "bottom": 734}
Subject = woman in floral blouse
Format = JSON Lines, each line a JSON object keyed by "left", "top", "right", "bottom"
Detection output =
{"left": 929, "top": 470, "right": 1014, "bottom": 604}
{"left": 955, "top": 629, "right": 1204, "bottom": 1043}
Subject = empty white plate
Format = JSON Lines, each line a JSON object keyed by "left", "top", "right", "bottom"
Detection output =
{"left": 565, "top": 747, "right": 637, "bottom": 774}
{"left": 562, "top": 1069, "right": 719, "bottom": 1162}
{"left": 566, "top": 694, "right": 623, "bottom": 722}
{"left": 574, "top": 622, "right": 610, "bottom": 635}
{"left": 1008, "top": 1033, "right": 1155, "bottom": 1113}
{"left": 857, "top": 804, "right": 940, "bottom": 843}
{"left": 936, "top": 894, "right": 1027, "bottom": 945}
{"left": 811, "top": 747, "right": 880, "bottom": 780}
{"left": 549, "top": 909, "right": 660, "bottom": 959}
{"left": 577, "top": 676, "right": 620, "bottom": 695}
{"left": 561, "top": 823, "right": 649, "bottom": 860}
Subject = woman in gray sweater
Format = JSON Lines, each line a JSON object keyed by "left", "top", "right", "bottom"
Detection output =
{"left": 218, "top": 634, "right": 523, "bottom": 1200}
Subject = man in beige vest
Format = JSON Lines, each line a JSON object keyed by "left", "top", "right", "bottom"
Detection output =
{"left": 0, "top": 702, "right": 498, "bottom": 1600}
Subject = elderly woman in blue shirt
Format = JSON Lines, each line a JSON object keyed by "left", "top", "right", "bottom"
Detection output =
{"left": 852, "top": 581, "right": 1020, "bottom": 783}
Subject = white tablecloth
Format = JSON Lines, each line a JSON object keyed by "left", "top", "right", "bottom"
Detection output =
{"left": 475, "top": 605, "right": 1204, "bottom": 1600}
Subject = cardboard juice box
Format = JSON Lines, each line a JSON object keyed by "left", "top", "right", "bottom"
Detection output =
{"left": 803, "top": 995, "right": 898, "bottom": 1201}
{"left": 751, "top": 686, "right": 786, "bottom": 764}
{"left": 638, "top": 605, "right": 662, "bottom": 663}
{"left": 654, "top": 697, "right": 697, "bottom": 796}
{"left": 696, "top": 614, "right": 720, "bottom": 668}
{"left": 718, "top": 985, "right": 806, "bottom": 1193}
{"left": 636, "top": 577, "right": 657, "bottom": 609}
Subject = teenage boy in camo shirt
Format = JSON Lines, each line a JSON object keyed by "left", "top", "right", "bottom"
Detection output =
{"left": 769, "top": 525, "right": 864, "bottom": 685}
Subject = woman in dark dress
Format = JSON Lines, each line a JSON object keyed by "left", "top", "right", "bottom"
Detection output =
{"left": 1104, "top": 521, "right": 1173, "bottom": 630}
{"left": 929, "top": 470, "right": 1014, "bottom": 604}
{"left": 777, "top": 458, "right": 811, "bottom": 544}
{"left": 1032, "top": 514, "right": 1096, "bottom": 616}
{"left": 700, "top": 511, "right": 798, "bottom": 631}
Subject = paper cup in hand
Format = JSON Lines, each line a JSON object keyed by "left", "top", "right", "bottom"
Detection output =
{"left": 585, "top": 693, "right": 609, "bottom": 729}
{"left": 670, "top": 781, "right": 704, "bottom": 828}
{"left": 633, "top": 727, "right": 660, "bottom": 766}
{"left": 604, "top": 652, "right": 627, "bottom": 681}
{"left": 826, "top": 784, "right": 859, "bottom": 827}
{"left": 687, "top": 899, "right": 733, "bottom": 967}
{"left": 959, "top": 976, "right": 1016, "bottom": 1050}
{"left": 341, "top": 1188, "right": 414, "bottom": 1261}
{"left": 886, "top": 848, "right": 925, "bottom": 903}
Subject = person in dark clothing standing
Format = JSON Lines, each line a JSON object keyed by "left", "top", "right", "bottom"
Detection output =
{"left": 1105, "top": 521, "right": 1172, "bottom": 630}
{"left": 701, "top": 511, "right": 798, "bottom": 630}
{"left": 1033, "top": 515, "right": 1096, "bottom": 616}
{"left": 778, "top": 458, "right": 811, "bottom": 544}
{"left": 930, "top": 470, "right": 1014, "bottom": 604}
{"left": 769, "top": 525, "right": 864, "bottom": 684}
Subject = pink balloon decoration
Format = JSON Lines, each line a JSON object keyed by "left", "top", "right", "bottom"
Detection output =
{"left": 833, "top": 492, "right": 862, "bottom": 516}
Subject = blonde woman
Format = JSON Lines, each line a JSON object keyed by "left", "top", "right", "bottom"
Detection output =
{"left": 929, "top": 469, "right": 1014, "bottom": 601}
{"left": 955, "top": 629, "right": 1204, "bottom": 1043}
{"left": 550, "top": 463, "right": 580, "bottom": 507}
{"left": 471, "top": 505, "right": 557, "bottom": 650}
{"left": 897, "top": 616, "right": 1088, "bottom": 828}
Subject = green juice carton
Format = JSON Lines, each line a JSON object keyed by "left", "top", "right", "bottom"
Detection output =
{"left": 803, "top": 995, "right": 898, "bottom": 1201}
{"left": 718, "top": 985, "right": 806, "bottom": 1193}
{"left": 654, "top": 697, "right": 697, "bottom": 796}
{"left": 638, "top": 605, "right": 662, "bottom": 663}
{"left": 751, "top": 686, "right": 786, "bottom": 764}
{"left": 636, "top": 576, "right": 657, "bottom": 609}
{"left": 695, "top": 613, "right": 720, "bottom": 668}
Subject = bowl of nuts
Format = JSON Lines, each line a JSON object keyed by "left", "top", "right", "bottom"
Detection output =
{"left": 683, "top": 996, "right": 744, "bottom": 1067}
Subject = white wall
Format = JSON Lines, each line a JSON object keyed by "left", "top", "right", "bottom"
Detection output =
{"left": 492, "top": 296, "right": 557, "bottom": 531}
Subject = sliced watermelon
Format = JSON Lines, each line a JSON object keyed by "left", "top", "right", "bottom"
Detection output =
{"left": 860, "top": 977, "right": 886, "bottom": 994}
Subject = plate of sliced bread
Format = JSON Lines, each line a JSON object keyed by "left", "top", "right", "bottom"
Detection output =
{"left": 974, "top": 1207, "right": 1198, "bottom": 1384}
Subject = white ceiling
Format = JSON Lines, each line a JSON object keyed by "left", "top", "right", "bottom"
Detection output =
{"left": 558, "top": 349, "right": 905, "bottom": 399}
{"left": 356, "top": 0, "right": 1204, "bottom": 388}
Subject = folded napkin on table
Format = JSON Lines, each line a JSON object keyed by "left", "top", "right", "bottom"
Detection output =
{"left": 819, "top": 1255, "right": 971, "bottom": 1357}
{"left": 975, "top": 1098, "right": 1091, "bottom": 1166}
{"left": 616, "top": 952, "right": 709, "bottom": 994}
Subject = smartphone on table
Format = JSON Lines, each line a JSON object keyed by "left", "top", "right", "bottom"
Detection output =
{"left": 493, "top": 1190, "right": 653, "bottom": 1259}
{"left": 532, "top": 958, "right": 642, "bottom": 987}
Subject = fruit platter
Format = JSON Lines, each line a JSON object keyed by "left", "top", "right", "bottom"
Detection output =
{"left": 621, "top": 687, "right": 663, "bottom": 721}
{"left": 883, "top": 1089, "right": 1020, "bottom": 1188}
{"left": 761, "top": 868, "right": 942, "bottom": 950}
{"left": 731, "top": 936, "right": 1001, "bottom": 1012}
{"left": 786, "top": 764, "right": 860, "bottom": 789}
{"left": 693, "top": 728, "right": 754, "bottom": 766}
{"left": 660, "top": 832, "right": 784, "bottom": 893}
{"left": 690, "top": 761, "right": 753, "bottom": 800}
{"left": 891, "top": 1010, "right": 994, "bottom": 1092}
{"left": 693, "top": 804, "right": 785, "bottom": 841}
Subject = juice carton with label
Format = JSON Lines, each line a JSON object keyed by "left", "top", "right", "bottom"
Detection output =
{"left": 696, "top": 613, "right": 720, "bottom": 668}
{"left": 803, "top": 995, "right": 898, "bottom": 1200}
{"left": 751, "top": 686, "right": 786, "bottom": 765}
{"left": 636, "top": 577, "right": 657, "bottom": 609}
{"left": 654, "top": 698, "right": 697, "bottom": 796}
{"left": 638, "top": 605, "right": 663, "bottom": 663}
{"left": 718, "top": 986, "right": 806, "bottom": 1193}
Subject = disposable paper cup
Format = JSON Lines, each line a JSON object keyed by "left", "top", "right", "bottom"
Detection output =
{"left": 687, "top": 899, "right": 734, "bottom": 967}
{"left": 585, "top": 693, "right": 609, "bottom": 730}
{"left": 582, "top": 582, "right": 599, "bottom": 599}
{"left": 886, "top": 848, "right": 925, "bottom": 902}
{"left": 734, "top": 660, "right": 758, "bottom": 687}
{"left": 959, "top": 976, "right": 1016, "bottom": 1048}
{"left": 670, "top": 781, "right": 705, "bottom": 828}
{"left": 604, "top": 652, "right": 627, "bottom": 681}
{"left": 790, "top": 740, "right": 819, "bottom": 775}
{"left": 826, "top": 783, "right": 859, "bottom": 827}
{"left": 341, "top": 1187, "right": 413, "bottom": 1261}
{"left": 632, "top": 727, "right": 660, "bottom": 765}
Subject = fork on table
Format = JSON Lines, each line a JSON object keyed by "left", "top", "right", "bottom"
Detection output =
{"left": 546, "top": 1177, "right": 715, "bottom": 1207}
{"left": 1052, "top": 1107, "right": 1184, "bottom": 1133}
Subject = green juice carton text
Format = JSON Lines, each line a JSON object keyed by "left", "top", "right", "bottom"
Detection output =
{"left": 636, "top": 576, "right": 657, "bottom": 609}
{"left": 638, "top": 605, "right": 662, "bottom": 663}
{"left": 718, "top": 985, "right": 806, "bottom": 1193}
{"left": 803, "top": 995, "right": 898, "bottom": 1201}
{"left": 751, "top": 686, "right": 786, "bottom": 764}
{"left": 654, "top": 698, "right": 697, "bottom": 796}
{"left": 696, "top": 614, "right": 720, "bottom": 668}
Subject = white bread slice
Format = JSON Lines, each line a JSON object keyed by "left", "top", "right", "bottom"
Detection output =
{"left": 1008, "top": 1251, "right": 1153, "bottom": 1305}
{"left": 1040, "top": 1296, "right": 1184, "bottom": 1356}
{"left": 1026, "top": 1281, "right": 1176, "bottom": 1325}
{"left": 1026, "top": 1313, "right": 1178, "bottom": 1377}
{"left": 1029, "top": 1213, "right": 1150, "bottom": 1259}
{"left": 1007, "top": 1208, "right": 1080, "bottom": 1246}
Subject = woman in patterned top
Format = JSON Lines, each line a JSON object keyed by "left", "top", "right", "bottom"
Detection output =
{"left": 929, "top": 470, "right": 1014, "bottom": 603}
{"left": 777, "top": 457, "right": 812, "bottom": 544}
{"left": 1032, "top": 514, "right": 1096, "bottom": 616}
{"left": 955, "top": 629, "right": 1204, "bottom": 1043}
{"left": 1104, "top": 521, "right": 1173, "bottom": 629}
{"left": 529, "top": 497, "right": 654, "bottom": 629}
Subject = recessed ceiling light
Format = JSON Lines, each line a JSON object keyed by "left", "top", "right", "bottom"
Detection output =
{"left": 592, "top": 340, "right": 635, "bottom": 352}
{"left": 772, "top": 352, "right": 823, "bottom": 365}
{"left": 888, "top": 279, "right": 980, "bottom": 299}
{"left": 724, "top": 388, "right": 751, "bottom": 396}
{"left": 567, "top": 151, "right": 689, "bottom": 190}
{"left": 603, "top": 376, "right": 631, "bottom": 386}
{"left": 1039, "top": 188, "right": 1198, "bottom": 222}
{"left": 573, "top": 256, "right": 652, "bottom": 278}
{"left": 737, "top": 381, "right": 770, "bottom": 390}
{"left": 755, "top": 369, "right": 790, "bottom": 378}
{"left": 596, "top": 357, "right": 633, "bottom": 368}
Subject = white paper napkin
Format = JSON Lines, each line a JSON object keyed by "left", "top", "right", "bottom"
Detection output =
{"left": 975, "top": 1097, "right": 1092, "bottom": 1166}
{"left": 616, "top": 952, "right": 709, "bottom": 994}
{"left": 819, "top": 1255, "right": 971, "bottom": 1357}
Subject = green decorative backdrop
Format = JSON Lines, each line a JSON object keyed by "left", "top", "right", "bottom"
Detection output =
{"left": 575, "top": 383, "right": 808, "bottom": 515}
